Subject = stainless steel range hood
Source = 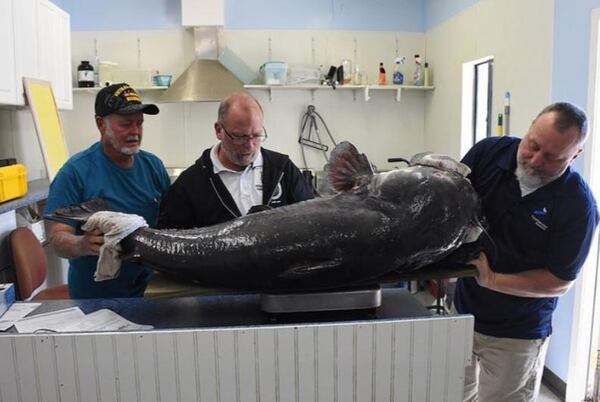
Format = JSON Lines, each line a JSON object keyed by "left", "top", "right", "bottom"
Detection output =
{"left": 160, "top": 27, "right": 244, "bottom": 102}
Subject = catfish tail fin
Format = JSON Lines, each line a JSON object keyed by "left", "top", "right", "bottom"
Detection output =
{"left": 325, "top": 141, "right": 373, "bottom": 193}
{"left": 44, "top": 198, "right": 112, "bottom": 225}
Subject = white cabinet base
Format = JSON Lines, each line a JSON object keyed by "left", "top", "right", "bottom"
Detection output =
{"left": 0, "top": 315, "right": 473, "bottom": 401}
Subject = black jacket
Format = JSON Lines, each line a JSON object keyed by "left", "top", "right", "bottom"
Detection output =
{"left": 158, "top": 147, "right": 314, "bottom": 229}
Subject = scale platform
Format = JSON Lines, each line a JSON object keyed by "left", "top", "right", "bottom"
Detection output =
{"left": 260, "top": 285, "right": 382, "bottom": 313}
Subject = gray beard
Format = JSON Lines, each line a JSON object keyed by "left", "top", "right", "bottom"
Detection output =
{"left": 515, "top": 162, "right": 562, "bottom": 189}
{"left": 106, "top": 127, "right": 140, "bottom": 156}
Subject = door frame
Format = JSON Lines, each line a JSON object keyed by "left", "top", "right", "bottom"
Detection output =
{"left": 565, "top": 8, "right": 600, "bottom": 401}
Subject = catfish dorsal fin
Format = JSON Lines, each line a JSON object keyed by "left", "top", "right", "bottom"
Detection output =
{"left": 325, "top": 141, "right": 373, "bottom": 192}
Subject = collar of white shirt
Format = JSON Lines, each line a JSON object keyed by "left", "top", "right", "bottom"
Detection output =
{"left": 210, "top": 142, "right": 263, "bottom": 174}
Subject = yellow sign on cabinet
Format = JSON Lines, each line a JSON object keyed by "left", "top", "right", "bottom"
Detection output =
{"left": 23, "top": 78, "right": 69, "bottom": 182}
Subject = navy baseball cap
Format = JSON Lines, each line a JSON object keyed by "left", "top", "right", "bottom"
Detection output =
{"left": 95, "top": 83, "right": 159, "bottom": 117}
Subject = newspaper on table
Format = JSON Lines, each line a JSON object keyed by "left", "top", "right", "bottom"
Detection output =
{"left": 14, "top": 307, "right": 85, "bottom": 333}
{"left": 0, "top": 302, "right": 42, "bottom": 331}
{"left": 61, "top": 309, "right": 153, "bottom": 332}
{"left": 1, "top": 304, "right": 153, "bottom": 333}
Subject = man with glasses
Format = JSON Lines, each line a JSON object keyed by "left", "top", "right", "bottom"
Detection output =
{"left": 158, "top": 92, "right": 313, "bottom": 229}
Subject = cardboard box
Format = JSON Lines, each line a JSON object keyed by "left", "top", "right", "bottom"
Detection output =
{"left": 0, "top": 283, "right": 15, "bottom": 318}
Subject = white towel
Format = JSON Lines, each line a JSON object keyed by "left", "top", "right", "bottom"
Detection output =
{"left": 81, "top": 211, "right": 148, "bottom": 282}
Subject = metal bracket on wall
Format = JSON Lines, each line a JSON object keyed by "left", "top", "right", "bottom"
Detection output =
{"left": 363, "top": 86, "right": 402, "bottom": 103}
{"left": 395, "top": 87, "right": 402, "bottom": 102}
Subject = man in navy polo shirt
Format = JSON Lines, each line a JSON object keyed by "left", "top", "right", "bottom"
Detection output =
{"left": 455, "top": 102, "right": 599, "bottom": 401}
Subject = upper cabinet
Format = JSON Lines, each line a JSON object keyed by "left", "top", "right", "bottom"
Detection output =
{"left": 181, "top": 0, "right": 224, "bottom": 27}
{"left": 36, "top": 0, "right": 72, "bottom": 110}
{"left": 0, "top": 0, "right": 72, "bottom": 109}
{"left": 0, "top": 0, "right": 18, "bottom": 105}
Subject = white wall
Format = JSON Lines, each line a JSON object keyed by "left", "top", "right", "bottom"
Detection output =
{"left": 0, "top": 109, "right": 48, "bottom": 181}
{"left": 64, "top": 29, "right": 428, "bottom": 171}
{"left": 423, "top": 0, "right": 553, "bottom": 157}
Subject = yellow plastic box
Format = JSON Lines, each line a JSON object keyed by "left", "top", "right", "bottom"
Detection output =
{"left": 0, "top": 164, "right": 28, "bottom": 203}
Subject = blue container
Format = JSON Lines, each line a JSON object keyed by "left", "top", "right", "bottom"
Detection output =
{"left": 260, "top": 62, "right": 288, "bottom": 85}
{"left": 154, "top": 75, "right": 172, "bottom": 87}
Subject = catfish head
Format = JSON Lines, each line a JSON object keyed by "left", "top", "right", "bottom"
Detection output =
{"left": 325, "top": 142, "right": 482, "bottom": 245}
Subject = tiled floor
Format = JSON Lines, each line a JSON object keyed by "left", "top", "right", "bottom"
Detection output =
{"left": 539, "top": 384, "right": 562, "bottom": 402}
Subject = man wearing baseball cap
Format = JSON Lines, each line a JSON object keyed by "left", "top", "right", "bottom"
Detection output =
{"left": 45, "top": 83, "right": 170, "bottom": 298}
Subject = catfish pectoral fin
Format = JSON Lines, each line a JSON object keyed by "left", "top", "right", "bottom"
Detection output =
{"left": 119, "top": 250, "right": 141, "bottom": 262}
{"left": 118, "top": 230, "right": 145, "bottom": 262}
{"left": 279, "top": 259, "right": 343, "bottom": 279}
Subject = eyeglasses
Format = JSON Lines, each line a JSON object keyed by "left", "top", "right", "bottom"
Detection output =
{"left": 219, "top": 123, "right": 268, "bottom": 145}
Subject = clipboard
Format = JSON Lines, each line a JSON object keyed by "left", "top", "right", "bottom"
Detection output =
{"left": 23, "top": 78, "right": 69, "bottom": 181}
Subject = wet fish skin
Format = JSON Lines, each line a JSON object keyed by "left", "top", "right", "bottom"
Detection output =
{"left": 119, "top": 155, "right": 479, "bottom": 290}
{"left": 49, "top": 142, "right": 481, "bottom": 292}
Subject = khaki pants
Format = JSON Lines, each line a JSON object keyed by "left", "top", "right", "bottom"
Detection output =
{"left": 463, "top": 332, "right": 550, "bottom": 402}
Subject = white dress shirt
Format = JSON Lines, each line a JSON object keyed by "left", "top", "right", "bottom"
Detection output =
{"left": 210, "top": 142, "right": 263, "bottom": 215}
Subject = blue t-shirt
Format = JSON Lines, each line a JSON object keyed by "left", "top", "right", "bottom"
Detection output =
{"left": 454, "top": 136, "right": 598, "bottom": 339}
{"left": 44, "top": 142, "right": 170, "bottom": 299}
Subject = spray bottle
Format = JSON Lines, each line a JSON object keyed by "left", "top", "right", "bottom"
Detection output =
{"left": 392, "top": 57, "right": 405, "bottom": 85}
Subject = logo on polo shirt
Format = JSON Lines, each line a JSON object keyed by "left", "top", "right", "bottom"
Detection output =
{"left": 530, "top": 207, "right": 549, "bottom": 230}
{"left": 270, "top": 183, "right": 282, "bottom": 201}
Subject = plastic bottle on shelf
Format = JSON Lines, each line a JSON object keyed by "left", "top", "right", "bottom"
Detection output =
{"left": 423, "top": 62, "right": 432, "bottom": 86}
{"left": 353, "top": 65, "right": 363, "bottom": 86}
{"left": 93, "top": 56, "right": 100, "bottom": 87}
{"left": 77, "top": 61, "right": 95, "bottom": 88}
{"left": 392, "top": 58, "right": 404, "bottom": 85}
{"left": 378, "top": 62, "right": 386, "bottom": 85}
{"left": 412, "top": 54, "right": 423, "bottom": 86}
{"left": 319, "top": 65, "right": 326, "bottom": 85}
{"left": 341, "top": 59, "right": 352, "bottom": 84}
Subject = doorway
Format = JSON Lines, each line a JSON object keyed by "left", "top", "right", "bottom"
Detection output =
{"left": 460, "top": 55, "right": 494, "bottom": 156}
{"left": 566, "top": 8, "right": 600, "bottom": 401}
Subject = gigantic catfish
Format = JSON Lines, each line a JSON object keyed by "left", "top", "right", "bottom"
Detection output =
{"left": 47, "top": 142, "right": 482, "bottom": 292}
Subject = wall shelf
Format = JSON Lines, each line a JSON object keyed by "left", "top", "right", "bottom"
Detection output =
{"left": 244, "top": 84, "right": 434, "bottom": 102}
{"left": 73, "top": 86, "right": 168, "bottom": 94}
{"left": 0, "top": 179, "right": 49, "bottom": 215}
